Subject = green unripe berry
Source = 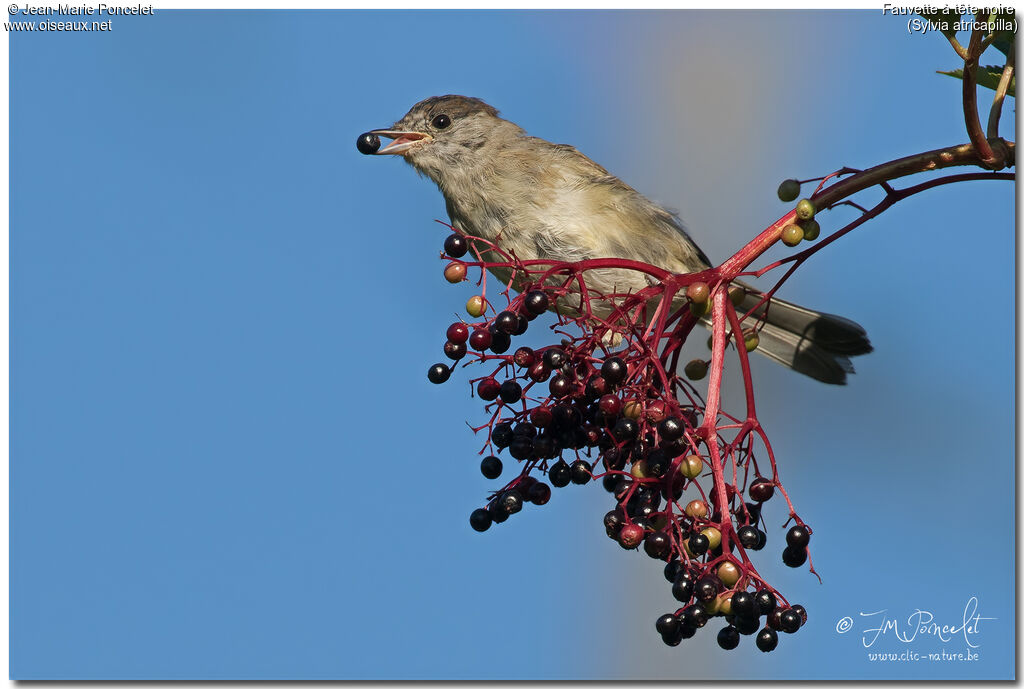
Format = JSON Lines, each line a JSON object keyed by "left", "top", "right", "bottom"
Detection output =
{"left": 777, "top": 178, "right": 801, "bottom": 202}
{"left": 743, "top": 330, "right": 760, "bottom": 353}
{"left": 795, "top": 198, "right": 816, "bottom": 221}
{"left": 466, "top": 295, "right": 487, "bottom": 317}
{"left": 690, "top": 299, "right": 711, "bottom": 317}
{"left": 679, "top": 454, "right": 703, "bottom": 479}
{"left": 801, "top": 219, "right": 820, "bottom": 241}
{"left": 685, "top": 359, "right": 709, "bottom": 380}
{"left": 781, "top": 224, "right": 803, "bottom": 247}
{"left": 630, "top": 459, "right": 650, "bottom": 479}
{"left": 701, "top": 526, "right": 722, "bottom": 551}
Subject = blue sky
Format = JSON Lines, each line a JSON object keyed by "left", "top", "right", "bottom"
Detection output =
{"left": 10, "top": 10, "right": 1014, "bottom": 680}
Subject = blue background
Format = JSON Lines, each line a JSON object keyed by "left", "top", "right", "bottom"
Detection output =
{"left": 11, "top": 10, "right": 1015, "bottom": 680}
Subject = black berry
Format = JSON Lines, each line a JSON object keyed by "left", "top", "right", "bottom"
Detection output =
{"left": 730, "top": 591, "right": 756, "bottom": 619}
{"left": 480, "top": 455, "right": 502, "bottom": 479}
{"left": 643, "top": 531, "right": 671, "bottom": 559}
{"left": 658, "top": 416, "right": 685, "bottom": 441}
{"left": 600, "top": 356, "right": 627, "bottom": 384}
{"left": 779, "top": 609, "right": 801, "bottom": 634}
{"left": 495, "top": 310, "right": 519, "bottom": 334}
{"left": 737, "top": 525, "right": 760, "bottom": 549}
{"left": 663, "top": 559, "right": 682, "bottom": 583}
{"left": 489, "top": 329, "right": 511, "bottom": 354}
{"left": 488, "top": 500, "right": 509, "bottom": 524}
{"left": 734, "top": 615, "right": 761, "bottom": 636}
{"left": 569, "top": 459, "right": 591, "bottom": 485}
{"left": 612, "top": 417, "right": 638, "bottom": 441}
{"left": 469, "top": 507, "right": 492, "bottom": 532}
{"left": 444, "top": 341, "right": 466, "bottom": 360}
{"left": 603, "top": 509, "right": 625, "bottom": 537}
{"left": 491, "top": 422, "right": 514, "bottom": 448}
{"left": 427, "top": 363, "right": 451, "bottom": 384}
{"left": 443, "top": 233, "right": 468, "bottom": 258}
{"left": 656, "top": 613, "right": 680, "bottom": 636}
{"left": 695, "top": 576, "right": 719, "bottom": 602}
{"left": 755, "top": 627, "right": 778, "bottom": 652}
{"left": 645, "top": 449, "right": 671, "bottom": 476}
{"left": 782, "top": 546, "right": 808, "bottom": 568}
{"left": 356, "top": 132, "right": 380, "bottom": 155}
{"left": 671, "top": 577, "right": 694, "bottom": 603}
{"left": 786, "top": 525, "right": 810, "bottom": 548}
{"left": 548, "top": 459, "right": 571, "bottom": 487}
{"left": 542, "top": 348, "right": 567, "bottom": 369}
{"left": 507, "top": 435, "right": 533, "bottom": 460}
{"left": 523, "top": 290, "right": 550, "bottom": 315}
{"left": 499, "top": 490, "right": 523, "bottom": 515}
{"left": 499, "top": 380, "right": 523, "bottom": 404}
{"left": 527, "top": 481, "right": 551, "bottom": 506}
{"left": 682, "top": 605, "right": 709, "bottom": 628}
{"left": 755, "top": 589, "right": 777, "bottom": 615}
{"left": 688, "top": 533, "right": 710, "bottom": 557}
{"left": 717, "top": 625, "right": 740, "bottom": 650}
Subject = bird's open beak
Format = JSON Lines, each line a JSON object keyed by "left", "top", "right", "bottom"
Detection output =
{"left": 368, "top": 129, "right": 433, "bottom": 155}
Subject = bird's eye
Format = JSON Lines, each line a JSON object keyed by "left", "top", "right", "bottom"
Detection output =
{"left": 432, "top": 114, "right": 451, "bottom": 129}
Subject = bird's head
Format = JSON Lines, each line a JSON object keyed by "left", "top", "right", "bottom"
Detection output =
{"left": 359, "top": 95, "right": 522, "bottom": 182}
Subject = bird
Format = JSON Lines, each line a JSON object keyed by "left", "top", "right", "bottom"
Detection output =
{"left": 359, "top": 95, "right": 872, "bottom": 384}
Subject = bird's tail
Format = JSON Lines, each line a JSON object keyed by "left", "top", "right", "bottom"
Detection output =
{"left": 724, "top": 282, "right": 873, "bottom": 385}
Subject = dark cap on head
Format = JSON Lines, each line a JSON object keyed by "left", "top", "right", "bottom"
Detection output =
{"left": 409, "top": 95, "right": 500, "bottom": 121}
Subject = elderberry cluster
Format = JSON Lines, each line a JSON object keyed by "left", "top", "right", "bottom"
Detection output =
{"left": 654, "top": 560, "right": 807, "bottom": 651}
{"left": 640, "top": 490, "right": 812, "bottom": 652}
{"left": 425, "top": 229, "right": 816, "bottom": 653}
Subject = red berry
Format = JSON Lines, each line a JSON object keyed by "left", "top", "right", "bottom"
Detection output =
{"left": 598, "top": 394, "right": 622, "bottom": 417}
{"left": 528, "top": 361, "right": 550, "bottom": 383}
{"left": 477, "top": 378, "right": 501, "bottom": 401}
{"left": 513, "top": 347, "right": 536, "bottom": 368}
{"left": 549, "top": 374, "right": 572, "bottom": 398}
{"left": 618, "top": 523, "right": 645, "bottom": 549}
{"left": 686, "top": 282, "right": 710, "bottom": 304}
{"left": 446, "top": 322, "right": 469, "bottom": 344}
{"left": 469, "top": 329, "right": 493, "bottom": 351}
{"left": 530, "top": 406, "right": 553, "bottom": 427}
{"left": 443, "top": 262, "right": 467, "bottom": 283}
{"left": 749, "top": 478, "right": 775, "bottom": 502}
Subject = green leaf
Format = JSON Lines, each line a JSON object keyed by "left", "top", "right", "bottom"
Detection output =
{"left": 938, "top": 66, "right": 1015, "bottom": 98}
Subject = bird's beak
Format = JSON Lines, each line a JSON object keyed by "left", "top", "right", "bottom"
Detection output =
{"left": 368, "top": 129, "right": 433, "bottom": 156}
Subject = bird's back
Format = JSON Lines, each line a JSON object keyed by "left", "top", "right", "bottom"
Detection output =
{"left": 443, "top": 134, "right": 711, "bottom": 299}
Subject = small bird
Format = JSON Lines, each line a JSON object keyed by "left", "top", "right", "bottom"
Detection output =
{"left": 360, "top": 95, "right": 872, "bottom": 384}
